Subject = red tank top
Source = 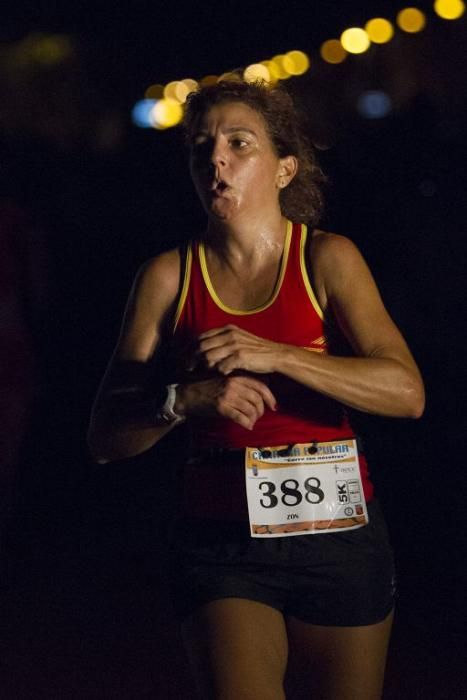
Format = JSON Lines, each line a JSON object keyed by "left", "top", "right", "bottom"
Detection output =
{"left": 173, "top": 221, "right": 373, "bottom": 517}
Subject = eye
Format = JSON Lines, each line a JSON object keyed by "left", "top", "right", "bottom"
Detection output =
{"left": 230, "top": 137, "right": 249, "bottom": 149}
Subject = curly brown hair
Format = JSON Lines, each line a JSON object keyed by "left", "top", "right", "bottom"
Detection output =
{"left": 183, "top": 80, "right": 326, "bottom": 226}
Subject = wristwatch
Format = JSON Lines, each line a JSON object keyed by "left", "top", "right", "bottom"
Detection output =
{"left": 158, "top": 384, "right": 185, "bottom": 425}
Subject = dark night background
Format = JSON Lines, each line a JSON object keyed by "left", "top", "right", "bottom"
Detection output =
{"left": 1, "top": 1, "right": 466, "bottom": 697}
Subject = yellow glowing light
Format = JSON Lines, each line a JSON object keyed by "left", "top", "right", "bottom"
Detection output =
{"left": 200, "top": 75, "right": 219, "bottom": 86}
{"left": 365, "top": 18, "right": 395, "bottom": 43}
{"left": 182, "top": 78, "right": 199, "bottom": 92}
{"left": 340, "top": 27, "right": 370, "bottom": 54}
{"left": 174, "top": 78, "right": 199, "bottom": 103}
{"left": 145, "top": 84, "right": 164, "bottom": 99}
{"left": 152, "top": 98, "right": 183, "bottom": 128}
{"left": 434, "top": 0, "right": 465, "bottom": 19}
{"left": 320, "top": 39, "right": 348, "bottom": 64}
{"left": 174, "top": 82, "right": 190, "bottom": 103}
{"left": 397, "top": 7, "right": 426, "bottom": 32}
{"left": 164, "top": 81, "right": 183, "bottom": 102}
{"left": 218, "top": 71, "right": 242, "bottom": 82}
{"left": 281, "top": 54, "right": 295, "bottom": 76}
{"left": 261, "top": 61, "right": 279, "bottom": 84}
{"left": 243, "top": 63, "right": 271, "bottom": 83}
{"left": 32, "top": 34, "right": 73, "bottom": 64}
{"left": 284, "top": 50, "right": 310, "bottom": 75}
{"left": 270, "top": 55, "right": 290, "bottom": 79}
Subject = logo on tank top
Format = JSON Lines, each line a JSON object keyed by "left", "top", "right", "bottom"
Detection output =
{"left": 302, "top": 335, "right": 327, "bottom": 353}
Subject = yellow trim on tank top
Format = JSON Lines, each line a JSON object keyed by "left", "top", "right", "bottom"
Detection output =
{"left": 299, "top": 224, "right": 325, "bottom": 321}
{"left": 173, "top": 244, "right": 193, "bottom": 331}
{"left": 198, "top": 219, "right": 293, "bottom": 315}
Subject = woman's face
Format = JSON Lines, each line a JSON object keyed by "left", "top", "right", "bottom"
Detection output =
{"left": 189, "top": 101, "right": 294, "bottom": 223}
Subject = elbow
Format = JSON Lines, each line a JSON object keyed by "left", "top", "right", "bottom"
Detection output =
{"left": 402, "top": 380, "right": 425, "bottom": 419}
{"left": 407, "top": 395, "right": 425, "bottom": 419}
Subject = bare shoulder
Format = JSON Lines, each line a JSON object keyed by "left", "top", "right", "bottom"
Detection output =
{"left": 308, "top": 230, "right": 371, "bottom": 310}
{"left": 115, "top": 247, "right": 182, "bottom": 361}
{"left": 310, "top": 229, "right": 365, "bottom": 271}
{"left": 132, "top": 247, "right": 181, "bottom": 303}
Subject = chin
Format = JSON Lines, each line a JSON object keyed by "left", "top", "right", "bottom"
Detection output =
{"left": 208, "top": 203, "right": 237, "bottom": 221}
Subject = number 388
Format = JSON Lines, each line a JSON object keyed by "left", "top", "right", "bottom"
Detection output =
{"left": 258, "top": 477, "right": 324, "bottom": 509}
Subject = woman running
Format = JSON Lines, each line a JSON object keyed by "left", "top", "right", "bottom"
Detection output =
{"left": 88, "top": 80, "right": 424, "bottom": 700}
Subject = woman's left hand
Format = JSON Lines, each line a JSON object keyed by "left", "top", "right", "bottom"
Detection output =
{"left": 196, "top": 324, "right": 282, "bottom": 375}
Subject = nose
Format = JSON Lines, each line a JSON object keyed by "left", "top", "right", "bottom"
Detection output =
{"left": 191, "top": 136, "right": 227, "bottom": 178}
{"left": 210, "top": 138, "right": 228, "bottom": 168}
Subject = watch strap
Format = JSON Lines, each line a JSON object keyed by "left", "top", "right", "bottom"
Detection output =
{"left": 159, "top": 384, "right": 185, "bottom": 425}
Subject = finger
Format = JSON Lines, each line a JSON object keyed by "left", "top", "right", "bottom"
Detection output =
{"left": 198, "top": 324, "right": 239, "bottom": 340}
{"left": 222, "top": 381, "right": 266, "bottom": 421}
{"left": 236, "top": 377, "right": 277, "bottom": 410}
{"left": 216, "top": 349, "right": 261, "bottom": 375}
{"left": 241, "top": 389, "right": 265, "bottom": 420}
{"left": 224, "top": 407, "right": 255, "bottom": 430}
{"left": 203, "top": 346, "right": 236, "bottom": 370}
{"left": 221, "top": 398, "right": 263, "bottom": 430}
{"left": 213, "top": 345, "right": 262, "bottom": 374}
{"left": 219, "top": 390, "right": 262, "bottom": 423}
{"left": 200, "top": 338, "right": 234, "bottom": 360}
{"left": 199, "top": 327, "right": 245, "bottom": 355}
{"left": 199, "top": 338, "right": 238, "bottom": 366}
{"left": 236, "top": 396, "right": 263, "bottom": 423}
{"left": 199, "top": 335, "right": 227, "bottom": 352}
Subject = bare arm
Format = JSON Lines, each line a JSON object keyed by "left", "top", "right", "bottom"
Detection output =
{"left": 197, "top": 234, "right": 425, "bottom": 418}
{"left": 87, "top": 251, "right": 182, "bottom": 463}
{"left": 87, "top": 250, "right": 277, "bottom": 463}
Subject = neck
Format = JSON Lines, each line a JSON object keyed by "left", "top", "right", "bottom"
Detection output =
{"left": 205, "top": 208, "right": 287, "bottom": 263}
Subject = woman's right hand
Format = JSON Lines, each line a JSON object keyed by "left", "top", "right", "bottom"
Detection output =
{"left": 175, "top": 375, "right": 277, "bottom": 431}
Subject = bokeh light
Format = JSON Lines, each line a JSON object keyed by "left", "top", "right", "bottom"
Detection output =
{"left": 200, "top": 75, "right": 218, "bottom": 86}
{"left": 340, "top": 28, "right": 371, "bottom": 54}
{"left": 152, "top": 98, "right": 183, "bottom": 129}
{"left": 134, "top": 0, "right": 452, "bottom": 132}
{"left": 243, "top": 63, "right": 271, "bottom": 83}
{"left": 131, "top": 99, "right": 157, "bottom": 128}
{"left": 320, "top": 39, "right": 348, "bottom": 64}
{"left": 357, "top": 90, "right": 393, "bottom": 119}
{"left": 260, "top": 61, "right": 278, "bottom": 84}
{"left": 218, "top": 71, "right": 243, "bottom": 82}
{"left": 434, "top": 0, "right": 465, "bottom": 19}
{"left": 36, "top": 35, "right": 73, "bottom": 64}
{"left": 145, "top": 84, "right": 164, "bottom": 99}
{"left": 269, "top": 55, "right": 290, "bottom": 79}
{"left": 284, "top": 50, "right": 310, "bottom": 75}
{"left": 397, "top": 7, "right": 427, "bottom": 32}
{"left": 164, "top": 81, "right": 183, "bottom": 102}
{"left": 175, "top": 78, "right": 199, "bottom": 103}
{"left": 365, "top": 18, "right": 395, "bottom": 44}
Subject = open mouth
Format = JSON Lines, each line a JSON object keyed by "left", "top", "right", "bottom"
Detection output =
{"left": 210, "top": 180, "right": 229, "bottom": 196}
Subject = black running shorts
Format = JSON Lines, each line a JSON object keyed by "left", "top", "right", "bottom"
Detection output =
{"left": 169, "top": 500, "right": 396, "bottom": 626}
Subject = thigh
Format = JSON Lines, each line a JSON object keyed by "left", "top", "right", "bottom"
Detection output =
{"left": 182, "top": 597, "right": 289, "bottom": 700}
{"left": 285, "top": 610, "right": 394, "bottom": 700}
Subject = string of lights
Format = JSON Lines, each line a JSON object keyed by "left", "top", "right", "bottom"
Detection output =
{"left": 132, "top": 1, "right": 466, "bottom": 131}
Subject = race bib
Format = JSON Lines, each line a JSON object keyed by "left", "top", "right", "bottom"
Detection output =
{"left": 245, "top": 439, "right": 369, "bottom": 538}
